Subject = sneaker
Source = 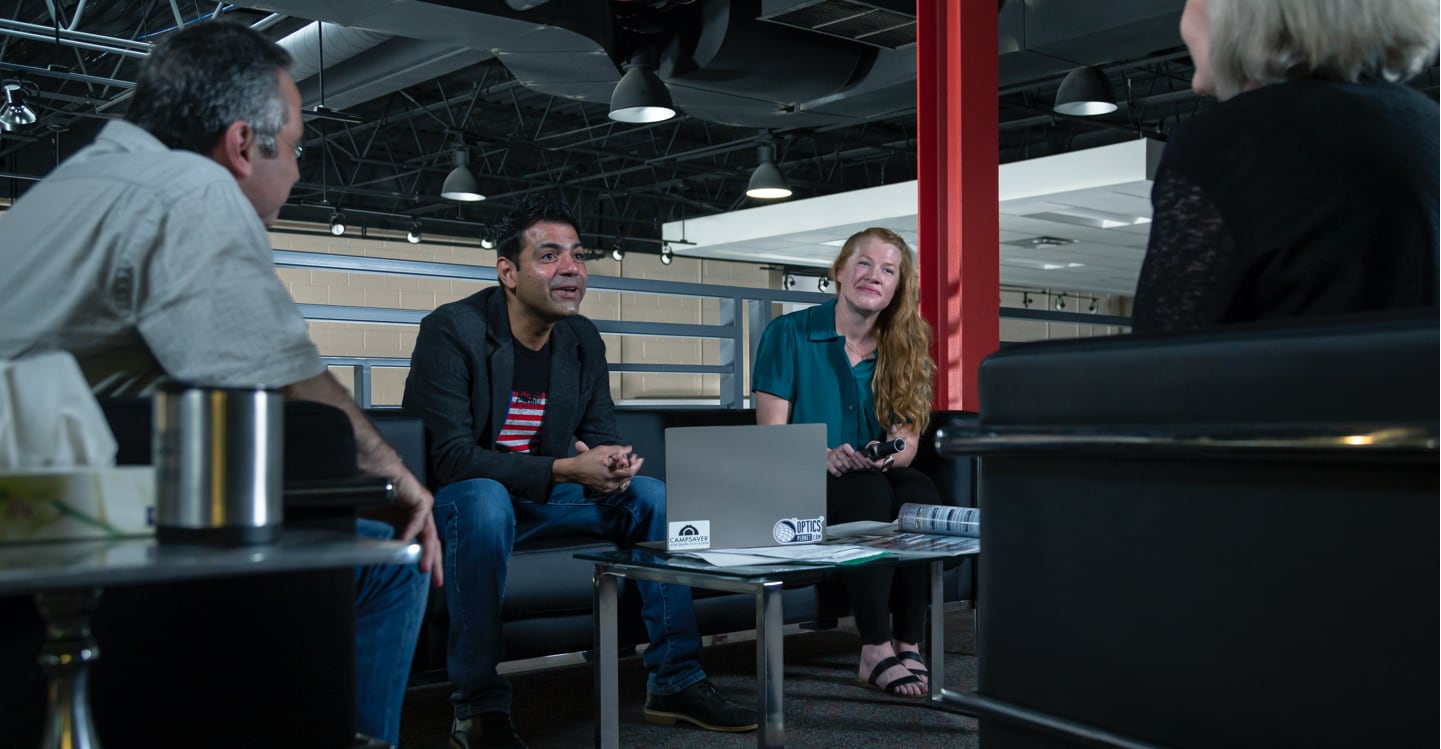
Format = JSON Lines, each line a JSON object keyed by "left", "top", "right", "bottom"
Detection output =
{"left": 451, "top": 712, "right": 529, "bottom": 749}
{"left": 643, "top": 679, "right": 759, "bottom": 732}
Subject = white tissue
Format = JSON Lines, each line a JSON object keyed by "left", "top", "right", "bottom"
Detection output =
{"left": 0, "top": 351, "right": 118, "bottom": 471}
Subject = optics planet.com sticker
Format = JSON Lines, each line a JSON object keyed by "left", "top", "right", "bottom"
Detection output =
{"left": 668, "top": 520, "right": 711, "bottom": 550}
{"left": 773, "top": 516, "right": 825, "bottom": 544}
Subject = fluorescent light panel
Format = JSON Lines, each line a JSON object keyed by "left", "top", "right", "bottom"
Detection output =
{"left": 1023, "top": 208, "right": 1151, "bottom": 230}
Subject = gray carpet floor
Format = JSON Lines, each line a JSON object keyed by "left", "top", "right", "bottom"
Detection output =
{"left": 399, "top": 605, "right": 979, "bottom": 748}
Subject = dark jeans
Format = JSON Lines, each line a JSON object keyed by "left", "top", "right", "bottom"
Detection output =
{"left": 354, "top": 518, "right": 429, "bottom": 745}
{"left": 433, "top": 476, "right": 705, "bottom": 719}
{"left": 827, "top": 467, "right": 939, "bottom": 645}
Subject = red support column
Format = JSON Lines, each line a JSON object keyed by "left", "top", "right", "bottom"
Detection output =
{"left": 917, "top": 0, "right": 999, "bottom": 412}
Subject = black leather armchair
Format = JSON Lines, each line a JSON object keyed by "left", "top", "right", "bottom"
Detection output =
{"left": 937, "top": 313, "right": 1439, "bottom": 749}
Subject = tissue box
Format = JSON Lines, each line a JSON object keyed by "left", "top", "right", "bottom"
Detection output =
{"left": 0, "top": 466, "right": 156, "bottom": 543}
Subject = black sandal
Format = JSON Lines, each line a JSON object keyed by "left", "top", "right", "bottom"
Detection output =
{"left": 897, "top": 650, "right": 930, "bottom": 681}
{"left": 859, "top": 655, "right": 923, "bottom": 696}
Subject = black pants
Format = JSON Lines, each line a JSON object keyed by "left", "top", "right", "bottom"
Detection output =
{"left": 826, "top": 467, "right": 939, "bottom": 645}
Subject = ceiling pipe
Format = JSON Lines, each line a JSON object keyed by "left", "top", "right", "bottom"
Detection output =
{"left": 249, "top": 13, "right": 288, "bottom": 32}
{"left": 0, "top": 18, "right": 151, "bottom": 57}
{"left": 64, "top": 0, "right": 90, "bottom": 31}
{"left": 0, "top": 61, "right": 133, "bottom": 89}
{"left": 276, "top": 22, "right": 391, "bottom": 83}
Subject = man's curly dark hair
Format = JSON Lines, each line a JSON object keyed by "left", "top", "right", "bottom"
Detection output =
{"left": 495, "top": 197, "right": 582, "bottom": 265}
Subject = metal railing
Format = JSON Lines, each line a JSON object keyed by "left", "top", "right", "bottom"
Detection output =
{"left": 278, "top": 249, "right": 1132, "bottom": 409}
{"left": 276, "top": 249, "right": 830, "bottom": 408}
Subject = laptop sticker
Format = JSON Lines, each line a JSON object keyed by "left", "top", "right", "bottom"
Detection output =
{"left": 668, "top": 520, "right": 711, "bottom": 550}
{"left": 773, "top": 515, "right": 825, "bottom": 544}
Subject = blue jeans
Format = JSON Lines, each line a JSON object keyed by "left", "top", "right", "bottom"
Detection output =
{"left": 354, "top": 518, "right": 429, "bottom": 745}
{"left": 434, "top": 476, "right": 705, "bottom": 718}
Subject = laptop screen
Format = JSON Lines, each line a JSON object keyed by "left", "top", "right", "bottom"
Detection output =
{"left": 662, "top": 423, "right": 827, "bottom": 551}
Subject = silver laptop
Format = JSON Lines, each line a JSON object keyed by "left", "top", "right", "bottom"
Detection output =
{"left": 662, "top": 423, "right": 828, "bottom": 551}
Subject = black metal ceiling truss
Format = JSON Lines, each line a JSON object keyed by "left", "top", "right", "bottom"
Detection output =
{"left": 1, "top": 1, "right": 1435, "bottom": 251}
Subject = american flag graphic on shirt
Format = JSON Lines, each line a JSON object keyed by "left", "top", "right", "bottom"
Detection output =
{"left": 497, "top": 390, "right": 546, "bottom": 453}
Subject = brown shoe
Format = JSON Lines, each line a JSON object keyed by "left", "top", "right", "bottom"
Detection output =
{"left": 643, "top": 680, "right": 758, "bottom": 732}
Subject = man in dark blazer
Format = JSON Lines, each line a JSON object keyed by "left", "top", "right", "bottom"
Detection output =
{"left": 403, "top": 199, "right": 756, "bottom": 749}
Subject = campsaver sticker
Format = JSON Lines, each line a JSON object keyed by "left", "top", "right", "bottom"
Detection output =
{"left": 668, "top": 520, "right": 710, "bottom": 550}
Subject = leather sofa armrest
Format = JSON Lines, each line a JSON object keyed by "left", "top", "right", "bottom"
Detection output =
{"left": 916, "top": 410, "right": 979, "bottom": 508}
{"left": 285, "top": 475, "right": 396, "bottom": 509}
{"left": 366, "top": 409, "right": 428, "bottom": 486}
{"left": 936, "top": 421, "right": 1438, "bottom": 462}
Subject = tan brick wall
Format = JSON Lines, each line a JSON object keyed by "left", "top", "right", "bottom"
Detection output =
{"left": 607, "top": 252, "right": 772, "bottom": 401}
{"left": 371, "top": 367, "right": 411, "bottom": 407}
{"left": 278, "top": 226, "right": 1131, "bottom": 405}
{"left": 270, "top": 222, "right": 496, "bottom": 267}
{"left": 273, "top": 226, "right": 773, "bottom": 405}
{"left": 617, "top": 253, "right": 703, "bottom": 400}
{"left": 998, "top": 289, "right": 1132, "bottom": 342}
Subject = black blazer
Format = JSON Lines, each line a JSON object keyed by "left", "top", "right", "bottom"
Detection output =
{"left": 402, "top": 286, "right": 621, "bottom": 501}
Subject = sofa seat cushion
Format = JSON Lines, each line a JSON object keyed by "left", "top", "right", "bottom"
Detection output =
{"left": 501, "top": 538, "right": 620, "bottom": 619}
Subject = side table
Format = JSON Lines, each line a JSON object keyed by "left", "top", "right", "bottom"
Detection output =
{"left": 0, "top": 530, "right": 419, "bottom": 749}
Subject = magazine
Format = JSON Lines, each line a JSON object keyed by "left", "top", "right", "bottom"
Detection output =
{"left": 896, "top": 503, "right": 979, "bottom": 537}
{"left": 823, "top": 504, "right": 982, "bottom": 558}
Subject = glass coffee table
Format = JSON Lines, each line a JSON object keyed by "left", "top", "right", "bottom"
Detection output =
{"left": 578, "top": 544, "right": 979, "bottom": 749}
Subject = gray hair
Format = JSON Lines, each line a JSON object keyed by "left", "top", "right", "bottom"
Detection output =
{"left": 1208, "top": 0, "right": 1439, "bottom": 100}
{"left": 126, "top": 21, "right": 293, "bottom": 156}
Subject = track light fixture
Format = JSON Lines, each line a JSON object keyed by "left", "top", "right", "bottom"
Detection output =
{"left": 1088, "top": 298, "right": 1099, "bottom": 314}
{"left": 659, "top": 244, "right": 674, "bottom": 265}
{"left": 746, "top": 142, "right": 792, "bottom": 200}
{"left": 1055, "top": 293, "right": 1067, "bottom": 311}
{"left": 1022, "top": 292, "right": 1034, "bottom": 309}
{"left": 783, "top": 275, "right": 797, "bottom": 290}
{"left": 329, "top": 211, "right": 347, "bottom": 237}
{"left": 609, "top": 48, "right": 675, "bottom": 124}
{"left": 480, "top": 230, "right": 496, "bottom": 250}
{"left": 610, "top": 240, "right": 625, "bottom": 262}
{"left": 817, "top": 276, "right": 831, "bottom": 292}
{"left": 0, "top": 80, "right": 37, "bottom": 132}
{"left": 1054, "top": 66, "right": 1118, "bottom": 116}
{"left": 441, "top": 146, "right": 485, "bottom": 202}
{"left": 406, "top": 220, "right": 422, "bottom": 244}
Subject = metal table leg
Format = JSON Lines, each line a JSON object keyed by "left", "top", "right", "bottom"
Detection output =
{"left": 35, "top": 587, "right": 104, "bottom": 749}
{"left": 754, "top": 580, "right": 784, "bottom": 748}
{"left": 927, "top": 560, "right": 945, "bottom": 703}
{"left": 925, "top": 560, "right": 978, "bottom": 710}
{"left": 592, "top": 569, "right": 620, "bottom": 749}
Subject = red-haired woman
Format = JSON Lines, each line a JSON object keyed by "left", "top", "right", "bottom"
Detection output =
{"left": 753, "top": 227, "right": 938, "bottom": 697}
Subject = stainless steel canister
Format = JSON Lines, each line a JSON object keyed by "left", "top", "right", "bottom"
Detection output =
{"left": 153, "top": 383, "right": 284, "bottom": 545}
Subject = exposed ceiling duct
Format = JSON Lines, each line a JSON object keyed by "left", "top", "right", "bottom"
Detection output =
{"left": 758, "top": 0, "right": 916, "bottom": 50}
{"left": 255, "top": 0, "right": 1193, "bottom": 131}
{"left": 253, "top": 0, "right": 916, "bottom": 128}
{"left": 276, "top": 22, "right": 390, "bottom": 82}
{"left": 998, "top": 0, "right": 1188, "bottom": 87}
{"left": 0, "top": 0, "right": 1263, "bottom": 240}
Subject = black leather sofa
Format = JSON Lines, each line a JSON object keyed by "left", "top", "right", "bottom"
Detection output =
{"left": 370, "top": 408, "right": 980, "bottom": 679}
{"left": 935, "top": 312, "right": 1439, "bottom": 748}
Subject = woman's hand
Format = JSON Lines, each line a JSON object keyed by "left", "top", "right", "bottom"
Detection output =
{"left": 826, "top": 443, "right": 888, "bottom": 476}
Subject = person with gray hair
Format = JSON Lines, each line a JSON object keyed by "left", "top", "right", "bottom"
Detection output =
{"left": 0, "top": 20, "right": 439, "bottom": 746}
{"left": 1132, "top": 0, "right": 1439, "bottom": 332}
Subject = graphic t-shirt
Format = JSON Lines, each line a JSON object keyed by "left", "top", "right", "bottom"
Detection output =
{"left": 497, "top": 341, "right": 551, "bottom": 453}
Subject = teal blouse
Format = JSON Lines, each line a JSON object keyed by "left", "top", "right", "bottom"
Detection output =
{"left": 751, "top": 299, "right": 882, "bottom": 449}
